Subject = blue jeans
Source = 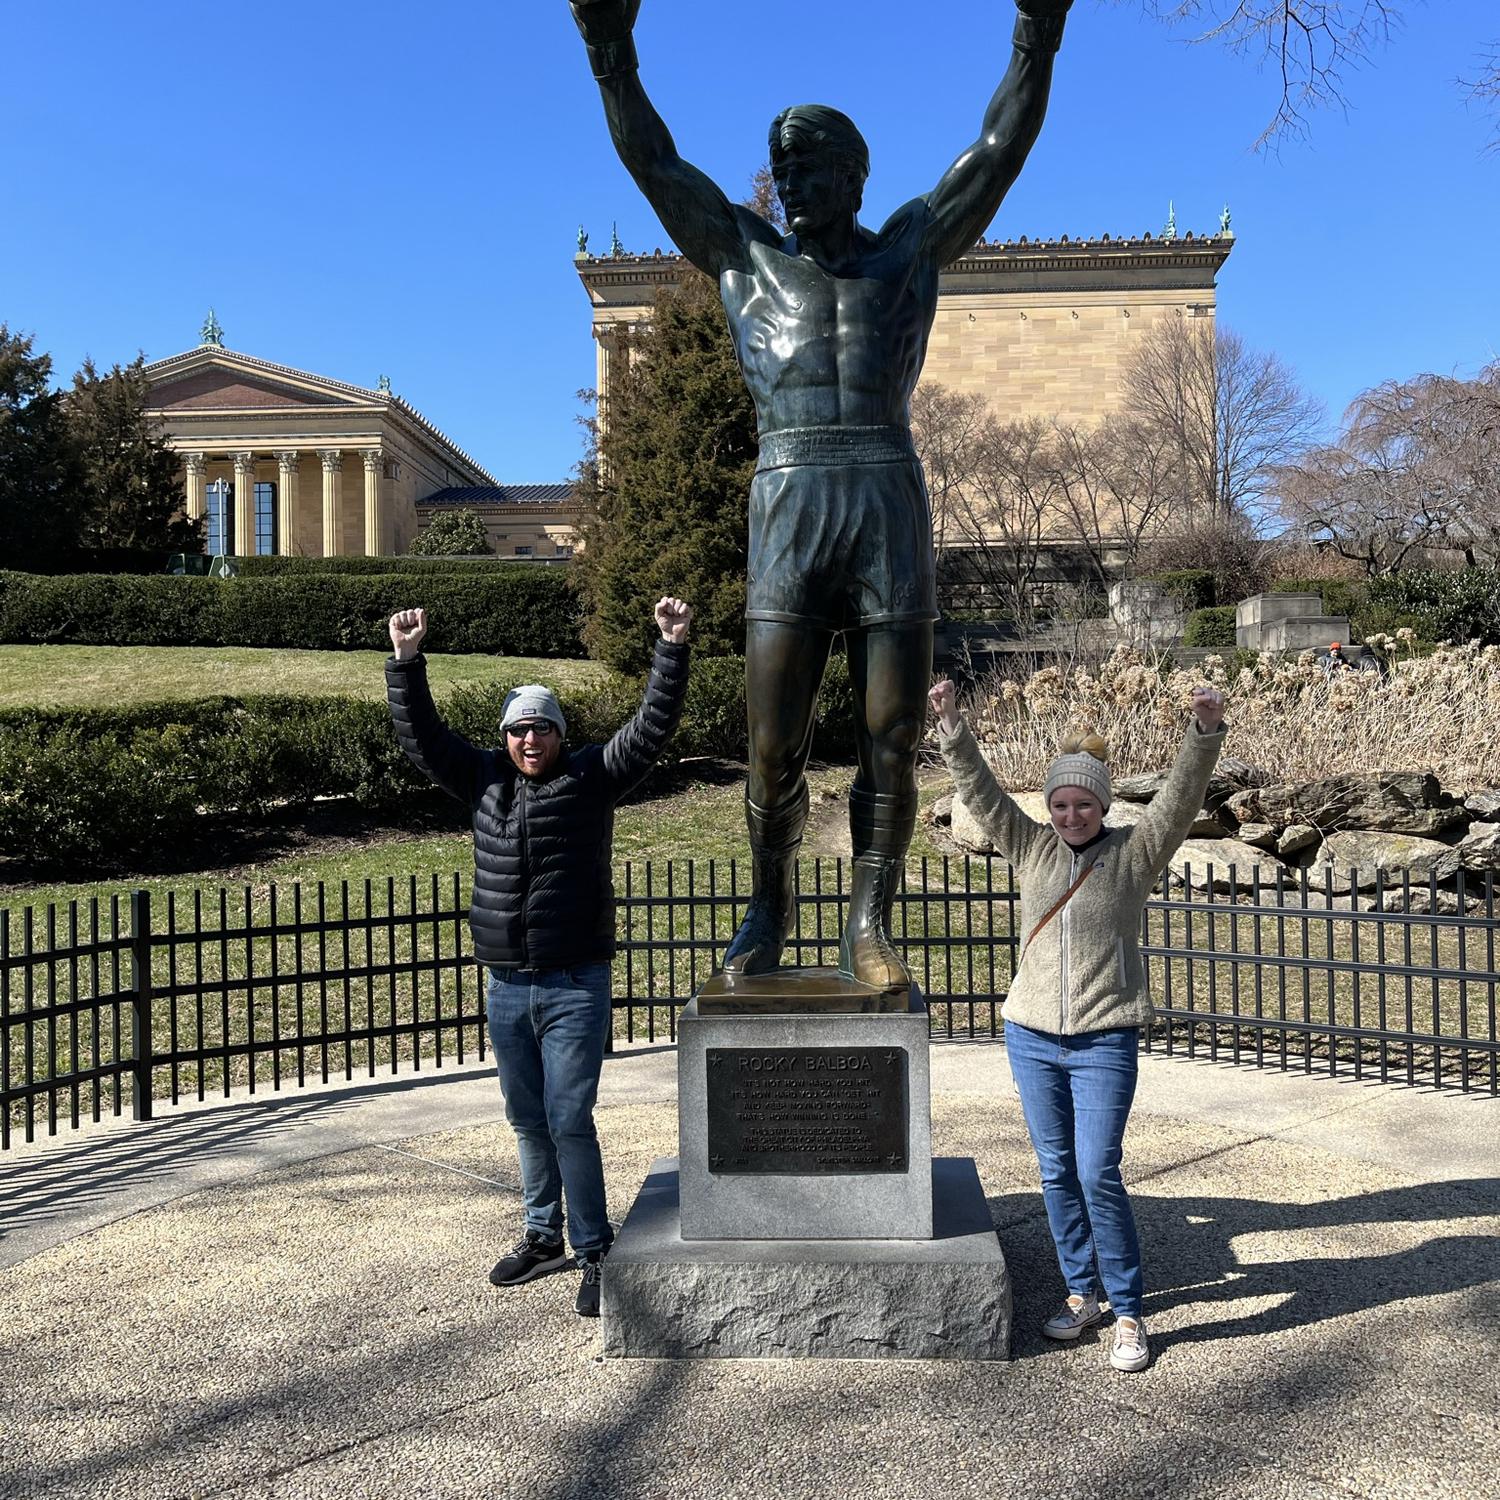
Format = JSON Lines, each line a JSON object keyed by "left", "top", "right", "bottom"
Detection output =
{"left": 486, "top": 963, "right": 614, "bottom": 1258}
{"left": 1004, "top": 1020, "right": 1143, "bottom": 1320}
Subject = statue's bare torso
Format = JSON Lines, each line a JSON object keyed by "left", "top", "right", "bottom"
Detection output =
{"left": 721, "top": 210, "right": 938, "bottom": 433}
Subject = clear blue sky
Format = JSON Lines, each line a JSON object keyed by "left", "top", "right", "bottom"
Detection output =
{"left": 7, "top": 2, "right": 1497, "bottom": 483}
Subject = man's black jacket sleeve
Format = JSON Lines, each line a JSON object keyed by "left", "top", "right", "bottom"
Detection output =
{"left": 385, "top": 654, "right": 485, "bottom": 804}
{"left": 603, "top": 639, "right": 691, "bottom": 798}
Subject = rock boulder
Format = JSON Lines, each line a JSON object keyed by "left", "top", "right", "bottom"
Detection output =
{"left": 1453, "top": 821, "right": 1500, "bottom": 874}
{"left": 1258, "top": 771, "right": 1466, "bottom": 838}
{"left": 1309, "top": 830, "right": 1460, "bottom": 892}
{"left": 1161, "top": 839, "right": 1290, "bottom": 893}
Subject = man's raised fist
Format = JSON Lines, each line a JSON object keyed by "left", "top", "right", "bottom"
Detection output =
{"left": 389, "top": 607, "right": 428, "bottom": 662}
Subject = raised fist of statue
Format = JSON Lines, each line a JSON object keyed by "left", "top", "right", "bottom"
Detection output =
{"left": 1015, "top": 0, "right": 1074, "bottom": 16}
{"left": 570, "top": 0, "right": 642, "bottom": 46}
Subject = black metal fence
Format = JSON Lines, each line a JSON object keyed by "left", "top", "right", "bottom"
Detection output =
{"left": 4, "top": 857, "right": 1497, "bottom": 1147}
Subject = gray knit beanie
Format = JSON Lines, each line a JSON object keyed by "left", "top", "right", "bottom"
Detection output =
{"left": 499, "top": 685, "right": 567, "bottom": 738}
{"left": 1043, "top": 731, "right": 1112, "bottom": 811}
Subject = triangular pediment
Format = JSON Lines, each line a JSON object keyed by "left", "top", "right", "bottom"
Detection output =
{"left": 144, "top": 349, "right": 373, "bottom": 412}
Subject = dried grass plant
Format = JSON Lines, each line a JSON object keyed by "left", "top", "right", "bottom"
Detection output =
{"left": 949, "top": 632, "right": 1500, "bottom": 792}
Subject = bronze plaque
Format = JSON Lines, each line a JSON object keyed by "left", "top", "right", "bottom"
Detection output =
{"left": 705, "top": 1046, "right": 908, "bottom": 1175}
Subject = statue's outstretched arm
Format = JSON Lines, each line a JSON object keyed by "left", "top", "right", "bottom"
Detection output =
{"left": 918, "top": 1, "right": 1072, "bottom": 267}
{"left": 570, "top": 2, "right": 777, "bottom": 277}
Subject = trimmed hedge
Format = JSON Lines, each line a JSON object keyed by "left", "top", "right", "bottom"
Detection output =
{"left": 0, "top": 654, "right": 858, "bottom": 871}
{"left": 1270, "top": 576, "right": 1368, "bottom": 624}
{"left": 234, "top": 556, "right": 540, "bottom": 577}
{"left": 1146, "top": 569, "right": 1216, "bottom": 612}
{"left": 0, "top": 569, "right": 585, "bottom": 656}
{"left": 7, "top": 549, "right": 177, "bottom": 576}
{"left": 1272, "top": 571, "right": 1500, "bottom": 647}
{"left": 1364, "top": 570, "right": 1500, "bottom": 646}
{"left": 1182, "top": 606, "right": 1236, "bottom": 648}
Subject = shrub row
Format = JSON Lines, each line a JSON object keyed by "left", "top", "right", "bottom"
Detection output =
{"left": 1363, "top": 570, "right": 1500, "bottom": 646}
{"left": 0, "top": 655, "right": 857, "bottom": 871}
{"left": 1270, "top": 571, "right": 1500, "bottom": 648}
{"left": 0, "top": 569, "right": 585, "bottom": 656}
{"left": 234, "top": 556, "right": 544, "bottom": 577}
{"left": 1269, "top": 576, "right": 1368, "bottom": 624}
{"left": 1146, "top": 569, "right": 1217, "bottom": 612}
{"left": 9, "top": 548, "right": 178, "bottom": 576}
{"left": 6, "top": 553, "right": 545, "bottom": 579}
{"left": 1182, "top": 606, "right": 1236, "bottom": 648}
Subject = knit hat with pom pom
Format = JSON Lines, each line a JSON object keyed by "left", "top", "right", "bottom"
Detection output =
{"left": 1043, "top": 729, "right": 1112, "bottom": 812}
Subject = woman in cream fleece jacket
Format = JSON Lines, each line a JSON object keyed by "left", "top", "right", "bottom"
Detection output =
{"left": 930, "top": 678, "right": 1227, "bottom": 1372}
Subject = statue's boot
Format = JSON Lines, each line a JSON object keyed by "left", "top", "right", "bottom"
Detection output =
{"left": 723, "top": 784, "right": 809, "bottom": 976}
{"left": 839, "top": 786, "right": 917, "bottom": 992}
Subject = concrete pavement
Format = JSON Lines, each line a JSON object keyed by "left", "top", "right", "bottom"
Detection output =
{"left": 2, "top": 1043, "right": 1497, "bottom": 1499}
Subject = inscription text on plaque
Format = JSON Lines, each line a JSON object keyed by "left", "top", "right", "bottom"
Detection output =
{"left": 705, "top": 1046, "right": 908, "bottom": 1175}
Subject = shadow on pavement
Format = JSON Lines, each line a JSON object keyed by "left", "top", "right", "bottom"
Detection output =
{"left": 985, "top": 1178, "right": 1500, "bottom": 1359}
{"left": 0, "top": 1065, "right": 498, "bottom": 1257}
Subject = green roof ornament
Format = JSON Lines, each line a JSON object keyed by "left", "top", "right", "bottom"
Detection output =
{"left": 1162, "top": 201, "right": 1177, "bottom": 242}
{"left": 1219, "top": 203, "right": 1234, "bottom": 238}
{"left": 577, "top": 224, "right": 590, "bottom": 256}
{"left": 377, "top": 374, "right": 392, "bottom": 394}
{"left": 610, "top": 221, "right": 624, "bottom": 257}
{"left": 200, "top": 308, "right": 225, "bottom": 347}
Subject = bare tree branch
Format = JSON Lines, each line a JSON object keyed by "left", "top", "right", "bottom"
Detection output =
{"left": 1140, "top": 2, "right": 1400, "bottom": 149}
{"left": 1273, "top": 361, "right": 1500, "bottom": 572}
{"left": 1461, "top": 41, "right": 1500, "bottom": 153}
{"left": 911, "top": 383, "right": 990, "bottom": 555}
{"left": 1120, "top": 316, "right": 1324, "bottom": 525}
{"left": 943, "top": 416, "right": 1060, "bottom": 627}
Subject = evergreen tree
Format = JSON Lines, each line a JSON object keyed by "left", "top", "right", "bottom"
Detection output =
{"left": 0, "top": 325, "right": 81, "bottom": 567}
{"left": 575, "top": 271, "right": 757, "bottom": 672}
{"left": 65, "top": 355, "right": 201, "bottom": 552}
{"left": 408, "top": 508, "right": 493, "bottom": 555}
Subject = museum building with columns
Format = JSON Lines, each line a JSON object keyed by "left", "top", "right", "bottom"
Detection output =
{"left": 577, "top": 224, "right": 1236, "bottom": 432}
{"left": 142, "top": 336, "right": 578, "bottom": 559}
{"left": 145, "top": 220, "right": 1233, "bottom": 559}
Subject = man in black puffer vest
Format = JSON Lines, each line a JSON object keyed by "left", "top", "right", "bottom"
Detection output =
{"left": 386, "top": 597, "right": 692, "bottom": 1317}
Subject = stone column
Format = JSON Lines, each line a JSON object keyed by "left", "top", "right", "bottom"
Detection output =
{"left": 275, "top": 451, "right": 300, "bottom": 556}
{"left": 593, "top": 325, "right": 621, "bottom": 438}
{"left": 318, "top": 449, "right": 344, "bottom": 557}
{"left": 361, "top": 449, "right": 384, "bottom": 557}
{"left": 182, "top": 452, "right": 207, "bottom": 523}
{"left": 232, "top": 452, "right": 256, "bottom": 556}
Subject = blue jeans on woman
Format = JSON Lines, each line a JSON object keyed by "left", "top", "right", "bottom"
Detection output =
{"left": 486, "top": 963, "right": 614, "bottom": 1258}
{"left": 1004, "top": 1020, "right": 1143, "bottom": 1320}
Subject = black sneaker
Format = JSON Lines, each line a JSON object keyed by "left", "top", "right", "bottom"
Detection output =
{"left": 488, "top": 1231, "right": 567, "bottom": 1287}
{"left": 574, "top": 1251, "right": 605, "bottom": 1318}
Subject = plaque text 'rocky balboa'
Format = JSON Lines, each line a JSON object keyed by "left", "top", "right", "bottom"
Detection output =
{"left": 705, "top": 1047, "right": 909, "bottom": 1175}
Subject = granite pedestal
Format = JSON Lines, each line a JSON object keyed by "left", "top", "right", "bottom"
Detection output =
{"left": 602, "top": 1156, "right": 1011, "bottom": 1360}
{"left": 677, "top": 983, "right": 931, "bottom": 1240}
{"left": 602, "top": 970, "right": 1011, "bottom": 1360}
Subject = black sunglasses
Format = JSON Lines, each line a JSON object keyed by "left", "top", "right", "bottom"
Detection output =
{"left": 506, "top": 721, "right": 557, "bottom": 739}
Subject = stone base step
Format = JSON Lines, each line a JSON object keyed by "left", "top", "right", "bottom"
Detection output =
{"left": 601, "top": 1156, "right": 1012, "bottom": 1361}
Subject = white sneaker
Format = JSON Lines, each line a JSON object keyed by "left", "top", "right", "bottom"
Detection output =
{"left": 1042, "top": 1293, "right": 1103, "bottom": 1341}
{"left": 1110, "top": 1316, "right": 1150, "bottom": 1372}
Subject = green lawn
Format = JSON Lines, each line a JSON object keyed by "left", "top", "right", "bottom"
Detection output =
{"left": 0, "top": 645, "right": 607, "bottom": 709}
{"left": 0, "top": 765, "right": 956, "bottom": 913}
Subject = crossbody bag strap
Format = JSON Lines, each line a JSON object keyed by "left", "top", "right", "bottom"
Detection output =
{"left": 1027, "top": 860, "right": 1099, "bottom": 947}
